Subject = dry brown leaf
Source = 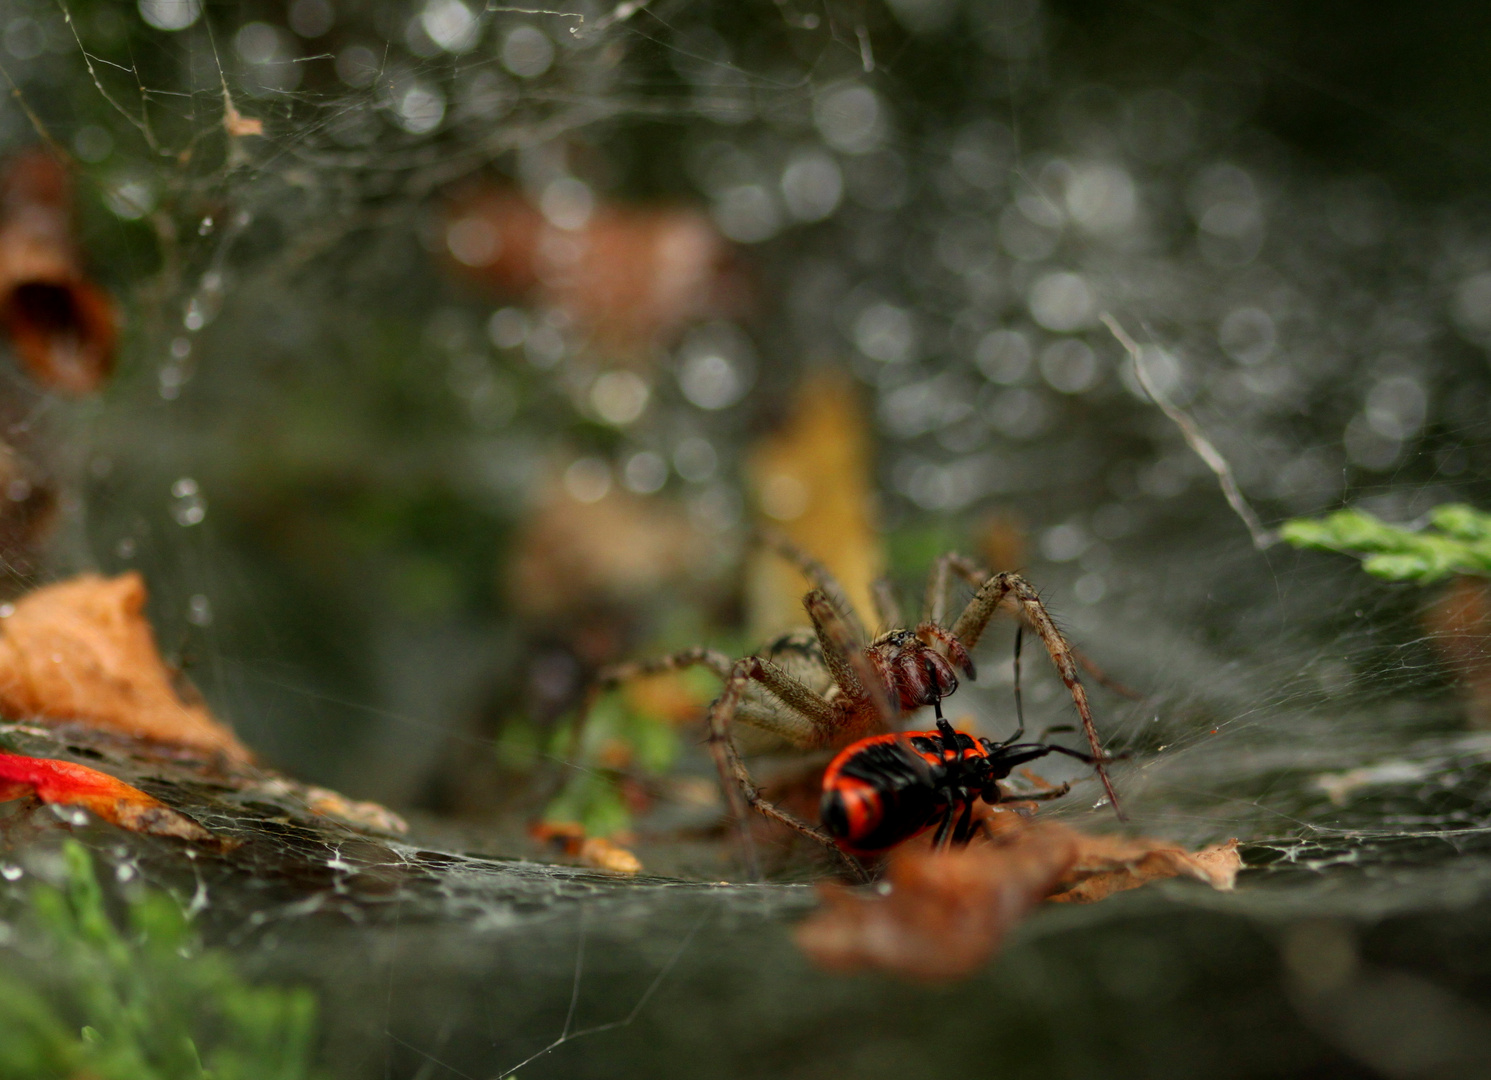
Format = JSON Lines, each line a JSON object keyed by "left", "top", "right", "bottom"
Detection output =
{"left": 797, "top": 818, "right": 1242, "bottom": 980}
{"left": 530, "top": 821, "right": 643, "bottom": 873}
{"left": 0, "top": 149, "right": 117, "bottom": 394}
{"left": 0, "top": 751, "right": 218, "bottom": 843}
{"left": 507, "top": 475, "right": 708, "bottom": 622}
{"left": 0, "top": 573, "right": 252, "bottom": 762}
{"left": 1049, "top": 834, "right": 1242, "bottom": 903}
{"left": 745, "top": 371, "right": 881, "bottom": 638}
{"left": 443, "top": 188, "right": 745, "bottom": 351}
{"left": 301, "top": 785, "right": 408, "bottom": 835}
{"left": 796, "top": 823, "right": 1078, "bottom": 980}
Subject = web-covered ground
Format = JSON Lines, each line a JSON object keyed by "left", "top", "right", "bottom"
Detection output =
{"left": 3, "top": 0, "right": 1491, "bottom": 1076}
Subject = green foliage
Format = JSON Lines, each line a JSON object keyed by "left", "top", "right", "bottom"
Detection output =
{"left": 1279, "top": 504, "right": 1491, "bottom": 584}
{"left": 0, "top": 841, "right": 322, "bottom": 1080}
{"left": 542, "top": 690, "right": 687, "bottom": 836}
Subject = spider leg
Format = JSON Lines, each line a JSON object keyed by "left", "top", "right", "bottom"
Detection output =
{"left": 596, "top": 646, "right": 735, "bottom": 685}
{"left": 926, "top": 554, "right": 1143, "bottom": 700}
{"left": 757, "top": 526, "right": 867, "bottom": 643}
{"left": 871, "top": 577, "right": 903, "bottom": 631}
{"left": 952, "top": 573, "right": 1126, "bottom": 819}
{"left": 804, "top": 589, "right": 895, "bottom": 728}
{"left": 707, "top": 656, "right": 869, "bottom": 880}
{"left": 564, "top": 647, "right": 738, "bottom": 763}
{"left": 922, "top": 552, "right": 988, "bottom": 625}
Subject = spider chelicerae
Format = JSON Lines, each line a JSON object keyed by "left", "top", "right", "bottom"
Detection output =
{"left": 582, "top": 531, "right": 1124, "bottom": 864}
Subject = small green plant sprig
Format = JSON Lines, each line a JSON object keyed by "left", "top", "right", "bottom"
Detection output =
{"left": 1279, "top": 503, "right": 1491, "bottom": 585}
{"left": 0, "top": 840, "right": 322, "bottom": 1080}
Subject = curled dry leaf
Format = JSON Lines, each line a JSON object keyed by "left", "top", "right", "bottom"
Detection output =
{"left": 0, "top": 149, "right": 117, "bottom": 394}
{"left": 0, "top": 751, "right": 217, "bottom": 843}
{"left": 1048, "top": 833, "right": 1242, "bottom": 904}
{"left": 443, "top": 188, "right": 745, "bottom": 350}
{"left": 0, "top": 572, "right": 252, "bottom": 762}
{"left": 530, "top": 821, "right": 643, "bottom": 874}
{"left": 796, "top": 818, "right": 1241, "bottom": 981}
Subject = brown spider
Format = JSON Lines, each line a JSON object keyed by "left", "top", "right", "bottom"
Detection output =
{"left": 584, "top": 531, "right": 1124, "bottom": 864}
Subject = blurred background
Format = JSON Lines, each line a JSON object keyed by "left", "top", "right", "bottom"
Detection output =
{"left": 8, "top": 1, "right": 1491, "bottom": 1072}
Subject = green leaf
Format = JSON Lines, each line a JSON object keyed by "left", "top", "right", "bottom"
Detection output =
{"left": 1281, "top": 504, "right": 1491, "bottom": 585}
{"left": 0, "top": 841, "right": 324, "bottom": 1080}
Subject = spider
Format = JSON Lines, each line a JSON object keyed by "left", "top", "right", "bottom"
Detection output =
{"left": 582, "top": 530, "right": 1124, "bottom": 866}
{"left": 821, "top": 626, "right": 1114, "bottom": 854}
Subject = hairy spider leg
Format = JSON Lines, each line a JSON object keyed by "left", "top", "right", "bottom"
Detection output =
{"left": 931, "top": 551, "right": 1143, "bottom": 701}
{"left": 951, "top": 572, "right": 1126, "bottom": 820}
{"left": 756, "top": 526, "right": 867, "bottom": 644}
{"left": 705, "top": 655, "right": 868, "bottom": 880}
{"left": 803, "top": 589, "right": 896, "bottom": 729}
{"left": 922, "top": 552, "right": 987, "bottom": 626}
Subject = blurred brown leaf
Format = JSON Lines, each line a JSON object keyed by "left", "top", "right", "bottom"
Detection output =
{"left": 0, "top": 149, "right": 117, "bottom": 394}
{"left": 443, "top": 188, "right": 745, "bottom": 351}
{"left": 797, "top": 817, "right": 1240, "bottom": 980}
{"left": 508, "top": 474, "right": 708, "bottom": 622}
{"left": 0, "top": 572, "right": 252, "bottom": 762}
{"left": 746, "top": 371, "right": 882, "bottom": 638}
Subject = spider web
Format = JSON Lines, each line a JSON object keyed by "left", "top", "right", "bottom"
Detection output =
{"left": 0, "top": 0, "right": 1490, "bottom": 1076}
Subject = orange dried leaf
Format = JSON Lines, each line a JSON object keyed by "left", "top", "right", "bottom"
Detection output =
{"left": 530, "top": 821, "right": 643, "bottom": 873}
{"left": 0, "top": 751, "right": 216, "bottom": 842}
{"left": 301, "top": 785, "right": 408, "bottom": 835}
{"left": 0, "top": 573, "right": 252, "bottom": 761}
{"left": 578, "top": 836, "right": 642, "bottom": 874}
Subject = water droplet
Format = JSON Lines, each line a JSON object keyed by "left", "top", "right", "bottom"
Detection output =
{"left": 0, "top": 864, "right": 23, "bottom": 881}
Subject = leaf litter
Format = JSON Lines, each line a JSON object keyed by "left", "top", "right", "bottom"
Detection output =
{"left": 797, "top": 812, "right": 1241, "bottom": 981}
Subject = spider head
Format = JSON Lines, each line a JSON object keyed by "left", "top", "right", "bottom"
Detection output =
{"left": 868, "top": 630, "right": 964, "bottom": 713}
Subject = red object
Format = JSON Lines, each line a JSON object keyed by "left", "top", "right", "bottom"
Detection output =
{"left": 0, "top": 751, "right": 215, "bottom": 841}
{"left": 819, "top": 719, "right": 1094, "bottom": 854}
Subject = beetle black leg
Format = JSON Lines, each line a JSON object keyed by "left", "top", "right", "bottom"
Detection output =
{"left": 931, "top": 796, "right": 958, "bottom": 849}
{"left": 951, "top": 798, "right": 976, "bottom": 845}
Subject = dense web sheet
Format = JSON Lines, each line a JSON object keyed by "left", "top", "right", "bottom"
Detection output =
{"left": 2, "top": 0, "right": 1491, "bottom": 1076}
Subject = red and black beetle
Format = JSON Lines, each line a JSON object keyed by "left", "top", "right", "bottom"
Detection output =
{"left": 819, "top": 715, "right": 1100, "bottom": 854}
